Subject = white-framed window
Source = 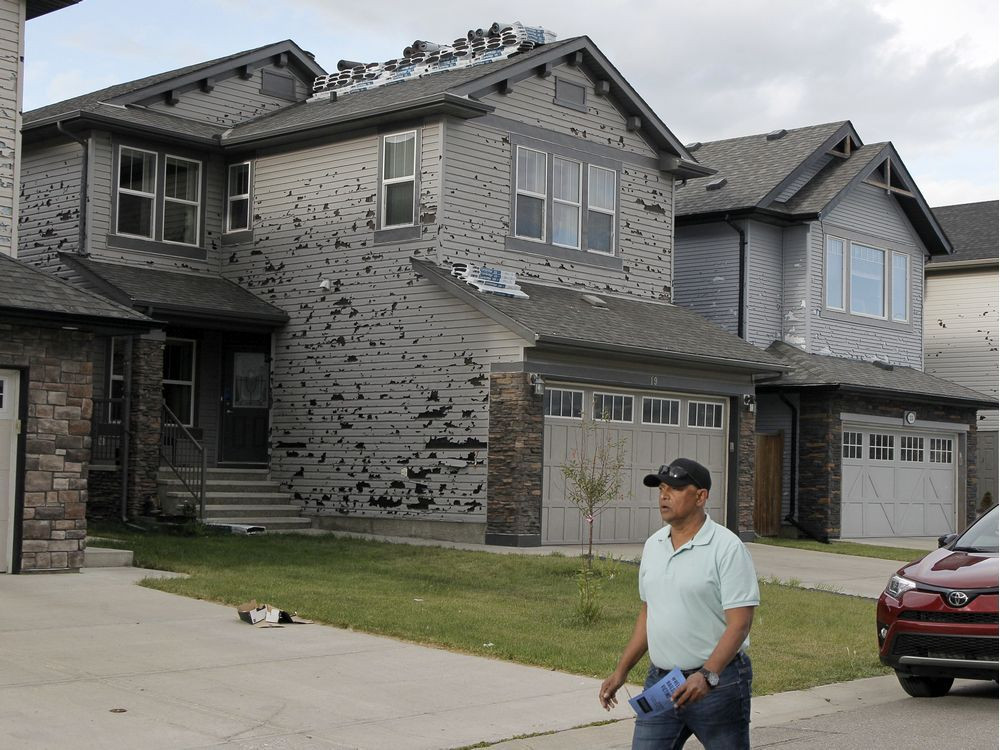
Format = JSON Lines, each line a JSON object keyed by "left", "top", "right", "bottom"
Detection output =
{"left": 900, "top": 435, "right": 924, "bottom": 462}
{"left": 162, "top": 155, "right": 201, "bottom": 246}
{"left": 552, "top": 156, "right": 582, "bottom": 249}
{"left": 515, "top": 146, "right": 547, "bottom": 241}
{"left": 842, "top": 431, "right": 863, "bottom": 459}
{"left": 117, "top": 146, "right": 157, "bottom": 239}
{"left": 163, "top": 338, "right": 196, "bottom": 427}
{"left": 850, "top": 243, "right": 885, "bottom": 317}
{"left": 930, "top": 437, "right": 953, "bottom": 464}
{"left": 587, "top": 165, "right": 616, "bottom": 254}
{"left": 688, "top": 401, "right": 724, "bottom": 429}
{"left": 825, "top": 236, "right": 845, "bottom": 310}
{"left": 107, "top": 337, "right": 126, "bottom": 423}
{"left": 891, "top": 252, "right": 909, "bottom": 322}
{"left": 869, "top": 432, "right": 894, "bottom": 461}
{"left": 543, "top": 388, "right": 583, "bottom": 419}
{"left": 642, "top": 397, "right": 680, "bottom": 425}
{"left": 226, "top": 162, "right": 251, "bottom": 232}
{"left": 593, "top": 392, "right": 633, "bottom": 422}
{"left": 381, "top": 131, "right": 416, "bottom": 228}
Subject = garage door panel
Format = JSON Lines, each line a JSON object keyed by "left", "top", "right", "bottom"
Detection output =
{"left": 842, "top": 501, "right": 863, "bottom": 537}
{"left": 863, "top": 502, "right": 895, "bottom": 536}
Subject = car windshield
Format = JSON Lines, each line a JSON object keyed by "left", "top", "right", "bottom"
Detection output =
{"left": 952, "top": 505, "right": 999, "bottom": 553}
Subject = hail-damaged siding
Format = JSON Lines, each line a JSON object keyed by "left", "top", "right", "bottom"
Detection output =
{"left": 781, "top": 224, "right": 811, "bottom": 349}
{"left": 0, "top": 0, "right": 19, "bottom": 258}
{"left": 221, "top": 123, "right": 528, "bottom": 524}
{"left": 17, "top": 137, "right": 82, "bottom": 268}
{"left": 144, "top": 65, "right": 310, "bottom": 127}
{"left": 811, "top": 183, "right": 925, "bottom": 367}
{"left": 746, "top": 220, "right": 783, "bottom": 348}
{"left": 673, "top": 222, "right": 740, "bottom": 335}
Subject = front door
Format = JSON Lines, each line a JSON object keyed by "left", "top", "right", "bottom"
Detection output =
{"left": 219, "top": 347, "right": 269, "bottom": 464}
{"left": 0, "top": 370, "right": 21, "bottom": 573}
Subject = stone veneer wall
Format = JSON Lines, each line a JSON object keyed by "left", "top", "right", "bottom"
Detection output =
{"left": 486, "top": 372, "right": 544, "bottom": 545}
{"left": 736, "top": 402, "right": 756, "bottom": 538}
{"left": 127, "top": 334, "right": 164, "bottom": 518}
{"left": 0, "top": 322, "right": 94, "bottom": 572}
{"left": 796, "top": 390, "right": 978, "bottom": 538}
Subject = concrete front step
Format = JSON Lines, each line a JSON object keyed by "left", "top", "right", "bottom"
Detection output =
{"left": 159, "top": 479, "right": 285, "bottom": 493}
{"left": 202, "top": 517, "right": 312, "bottom": 531}
{"left": 165, "top": 491, "right": 292, "bottom": 504}
{"left": 203, "top": 504, "right": 304, "bottom": 518}
{"left": 84, "top": 546, "right": 134, "bottom": 568}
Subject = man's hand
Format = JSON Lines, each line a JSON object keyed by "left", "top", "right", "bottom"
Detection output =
{"left": 599, "top": 671, "right": 626, "bottom": 710}
{"left": 671, "top": 671, "right": 710, "bottom": 709}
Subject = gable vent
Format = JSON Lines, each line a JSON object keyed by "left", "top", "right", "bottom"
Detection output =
{"left": 705, "top": 177, "right": 727, "bottom": 191}
{"left": 581, "top": 294, "right": 608, "bottom": 308}
{"left": 685, "top": 141, "right": 703, "bottom": 152}
{"left": 766, "top": 128, "right": 788, "bottom": 141}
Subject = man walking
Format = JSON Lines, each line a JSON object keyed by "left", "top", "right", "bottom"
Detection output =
{"left": 599, "top": 458, "right": 759, "bottom": 749}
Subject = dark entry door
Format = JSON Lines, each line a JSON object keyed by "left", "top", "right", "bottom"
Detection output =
{"left": 754, "top": 432, "right": 784, "bottom": 537}
{"left": 219, "top": 346, "right": 269, "bottom": 464}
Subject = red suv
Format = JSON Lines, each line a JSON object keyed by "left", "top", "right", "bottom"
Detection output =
{"left": 877, "top": 504, "right": 998, "bottom": 697}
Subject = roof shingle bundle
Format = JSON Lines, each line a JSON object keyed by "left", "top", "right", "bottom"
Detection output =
{"left": 310, "top": 21, "right": 556, "bottom": 100}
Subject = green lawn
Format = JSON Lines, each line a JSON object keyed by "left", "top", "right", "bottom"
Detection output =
{"left": 90, "top": 527, "right": 888, "bottom": 695}
{"left": 753, "top": 535, "right": 929, "bottom": 563}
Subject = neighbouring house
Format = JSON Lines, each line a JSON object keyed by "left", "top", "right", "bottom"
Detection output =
{"left": 18, "top": 26, "right": 790, "bottom": 547}
{"left": 925, "top": 200, "right": 999, "bottom": 509}
{"left": 673, "top": 121, "right": 996, "bottom": 540}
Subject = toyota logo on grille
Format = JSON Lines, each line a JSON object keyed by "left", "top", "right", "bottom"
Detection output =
{"left": 946, "top": 591, "right": 970, "bottom": 608}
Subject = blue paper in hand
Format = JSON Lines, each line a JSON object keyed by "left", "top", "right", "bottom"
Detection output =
{"left": 628, "top": 668, "right": 687, "bottom": 716}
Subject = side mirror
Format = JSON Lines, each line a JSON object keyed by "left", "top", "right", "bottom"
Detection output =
{"left": 937, "top": 533, "right": 958, "bottom": 548}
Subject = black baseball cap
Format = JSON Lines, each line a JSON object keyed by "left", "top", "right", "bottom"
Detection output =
{"left": 642, "top": 458, "right": 712, "bottom": 492}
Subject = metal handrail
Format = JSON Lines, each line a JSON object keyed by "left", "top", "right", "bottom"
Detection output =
{"left": 159, "top": 402, "right": 207, "bottom": 519}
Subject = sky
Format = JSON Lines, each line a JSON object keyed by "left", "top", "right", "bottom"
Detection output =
{"left": 23, "top": 0, "right": 999, "bottom": 207}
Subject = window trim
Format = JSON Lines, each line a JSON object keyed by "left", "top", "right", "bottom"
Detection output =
{"left": 687, "top": 400, "right": 724, "bottom": 430}
{"left": 225, "top": 161, "right": 253, "bottom": 234}
{"left": 380, "top": 129, "right": 418, "bottom": 230}
{"left": 514, "top": 145, "right": 548, "bottom": 243}
{"left": 641, "top": 396, "right": 680, "bottom": 426}
{"left": 592, "top": 391, "right": 634, "bottom": 423}
{"left": 116, "top": 145, "right": 158, "bottom": 240}
{"left": 161, "top": 154, "right": 202, "bottom": 247}
{"left": 163, "top": 337, "right": 197, "bottom": 428}
{"left": 842, "top": 430, "right": 863, "bottom": 459}
{"left": 551, "top": 155, "right": 582, "bottom": 250}
{"left": 543, "top": 387, "right": 584, "bottom": 420}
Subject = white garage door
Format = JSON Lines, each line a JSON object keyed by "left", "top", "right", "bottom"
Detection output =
{"left": 542, "top": 384, "right": 728, "bottom": 545}
{"left": 841, "top": 425, "right": 957, "bottom": 538}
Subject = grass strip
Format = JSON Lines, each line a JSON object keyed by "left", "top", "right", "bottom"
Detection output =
{"left": 753, "top": 536, "right": 929, "bottom": 563}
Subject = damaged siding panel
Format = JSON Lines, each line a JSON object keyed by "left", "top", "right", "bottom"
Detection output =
{"left": 419, "top": 119, "right": 442, "bottom": 232}
{"left": 18, "top": 139, "right": 82, "bottom": 266}
{"left": 674, "top": 223, "right": 740, "bottom": 335}
{"left": 746, "top": 221, "right": 783, "bottom": 348}
{"left": 780, "top": 225, "right": 810, "bottom": 349}
{"left": 0, "top": 0, "right": 18, "bottom": 257}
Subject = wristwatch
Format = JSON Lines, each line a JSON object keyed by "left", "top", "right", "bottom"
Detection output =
{"left": 698, "top": 667, "right": 720, "bottom": 689}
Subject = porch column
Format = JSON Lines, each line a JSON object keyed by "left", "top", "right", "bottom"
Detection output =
{"left": 736, "top": 399, "right": 756, "bottom": 540}
{"left": 127, "top": 330, "right": 164, "bottom": 518}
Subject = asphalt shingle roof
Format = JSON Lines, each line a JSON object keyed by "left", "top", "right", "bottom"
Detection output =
{"left": 0, "top": 254, "right": 150, "bottom": 325}
{"left": 764, "top": 340, "right": 995, "bottom": 405}
{"left": 415, "top": 260, "right": 783, "bottom": 371}
{"left": 65, "top": 256, "right": 288, "bottom": 324}
{"left": 930, "top": 201, "right": 999, "bottom": 264}
{"left": 779, "top": 143, "right": 886, "bottom": 216}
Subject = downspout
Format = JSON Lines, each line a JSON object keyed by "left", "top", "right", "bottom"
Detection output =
{"left": 778, "top": 392, "right": 828, "bottom": 543}
{"left": 724, "top": 215, "right": 746, "bottom": 338}
{"left": 55, "top": 121, "right": 88, "bottom": 254}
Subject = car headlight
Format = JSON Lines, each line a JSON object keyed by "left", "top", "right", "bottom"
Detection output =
{"left": 885, "top": 574, "right": 916, "bottom": 599}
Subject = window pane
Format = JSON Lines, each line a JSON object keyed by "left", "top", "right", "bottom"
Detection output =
{"left": 384, "top": 181, "right": 414, "bottom": 226}
{"left": 229, "top": 163, "right": 250, "bottom": 196}
{"left": 163, "top": 202, "right": 198, "bottom": 244}
{"left": 120, "top": 148, "right": 155, "bottom": 193}
{"left": 553, "top": 158, "right": 580, "bottom": 202}
{"left": 229, "top": 198, "right": 249, "bottom": 231}
{"left": 826, "top": 237, "right": 844, "bottom": 309}
{"left": 383, "top": 133, "right": 415, "bottom": 179}
{"left": 163, "top": 341, "right": 194, "bottom": 382}
{"left": 589, "top": 166, "right": 615, "bottom": 211}
{"left": 515, "top": 194, "right": 544, "bottom": 239}
{"left": 892, "top": 253, "right": 908, "bottom": 321}
{"left": 587, "top": 211, "right": 613, "bottom": 253}
{"left": 165, "top": 157, "right": 199, "bottom": 201}
{"left": 850, "top": 243, "right": 884, "bottom": 316}
{"left": 163, "top": 384, "right": 193, "bottom": 425}
{"left": 553, "top": 202, "right": 580, "bottom": 247}
{"left": 118, "top": 193, "right": 153, "bottom": 237}
{"left": 516, "top": 148, "right": 546, "bottom": 194}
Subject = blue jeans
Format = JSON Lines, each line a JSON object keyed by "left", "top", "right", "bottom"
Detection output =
{"left": 632, "top": 653, "right": 752, "bottom": 750}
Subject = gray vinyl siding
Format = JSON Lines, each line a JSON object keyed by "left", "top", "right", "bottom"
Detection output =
{"left": 924, "top": 267, "right": 999, "bottom": 431}
{"left": 781, "top": 224, "right": 811, "bottom": 348}
{"left": 746, "top": 220, "right": 783, "bottom": 348}
{"left": 439, "top": 116, "right": 673, "bottom": 298}
{"left": 17, "top": 138, "right": 82, "bottom": 267}
{"left": 810, "top": 183, "right": 925, "bottom": 367}
{"left": 755, "top": 393, "right": 795, "bottom": 518}
{"left": 145, "top": 65, "right": 310, "bottom": 127}
{"left": 673, "top": 223, "right": 740, "bottom": 334}
{"left": 221, "top": 125, "right": 528, "bottom": 523}
{"left": 0, "top": 0, "right": 19, "bottom": 258}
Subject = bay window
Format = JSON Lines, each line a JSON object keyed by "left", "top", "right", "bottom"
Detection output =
{"left": 850, "top": 243, "right": 884, "bottom": 317}
{"left": 824, "top": 234, "right": 911, "bottom": 324}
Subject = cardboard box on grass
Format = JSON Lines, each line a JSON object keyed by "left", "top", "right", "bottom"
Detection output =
{"left": 237, "top": 600, "right": 312, "bottom": 627}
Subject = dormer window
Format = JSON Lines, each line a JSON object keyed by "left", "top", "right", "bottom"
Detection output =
{"left": 381, "top": 131, "right": 416, "bottom": 228}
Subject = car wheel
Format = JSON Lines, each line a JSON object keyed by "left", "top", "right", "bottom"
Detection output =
{"left": 895, "top": 672, "right": 954, "bottom": 697}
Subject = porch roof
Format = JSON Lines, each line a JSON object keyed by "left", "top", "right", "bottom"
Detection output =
{"left": 61, "top": 255, "right": 289, "bottom": 327}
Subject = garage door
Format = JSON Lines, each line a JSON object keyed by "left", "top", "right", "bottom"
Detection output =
{"left": 542, "top": 384, "right": 728, "bottom": 544}
{"left": 841, "top": 425, "right": 957, "bottom": 538}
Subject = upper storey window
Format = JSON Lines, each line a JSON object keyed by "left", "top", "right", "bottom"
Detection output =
{"left": 226, "top": 162, "right": 252, "bottom": 233}
{"left": 381, "top": 131, "right": 416, "bottom": 228}
{"left": 824, "top": 235, "right": 910, "bottom": 324}
{"left": 163, "top": 156, "right": 201, "bottom": 246}
{"left": 515, "top": 147, "right": 547, "bottom": 240}
{"left": 117, "top": 147, "right": 157, "bottom": 239}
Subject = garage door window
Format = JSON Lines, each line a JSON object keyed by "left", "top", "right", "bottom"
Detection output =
{"left": 688, "top": 401, "right": 723, "bottom": 429}
{"left": 900, "top": 436, "right": 924, "bottom": 462}
{"left": 594, "top": 392, "right": 633, "bottom": 422}
{"left": 544, "top": 388, "right": 583, "bottom": 419}
{"left": 843, "top": 431, "right": 863, "bottom": 458}
{"left": 869, "top": 433, "right": 894, "bottom": 461}
{"left": 930, "top": 438, "right": 953, "bottom": 463}
{"left": 642, "top": 397, "right": 680, "bottom": 425}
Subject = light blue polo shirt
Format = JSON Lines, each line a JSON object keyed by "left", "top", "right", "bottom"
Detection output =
{"left": 638, "top": 514, "right": 760, "bottom": 670}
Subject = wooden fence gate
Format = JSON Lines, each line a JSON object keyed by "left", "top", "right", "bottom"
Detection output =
{"left": 754, "top": 433, "right": 783, "bottom": 537}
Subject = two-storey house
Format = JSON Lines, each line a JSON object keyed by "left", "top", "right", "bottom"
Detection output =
{"left": 673, "top": 121, "right": 995, "bottom": 540}
{"left": 18, "top": 27, "right": 784, "bottom": 547}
